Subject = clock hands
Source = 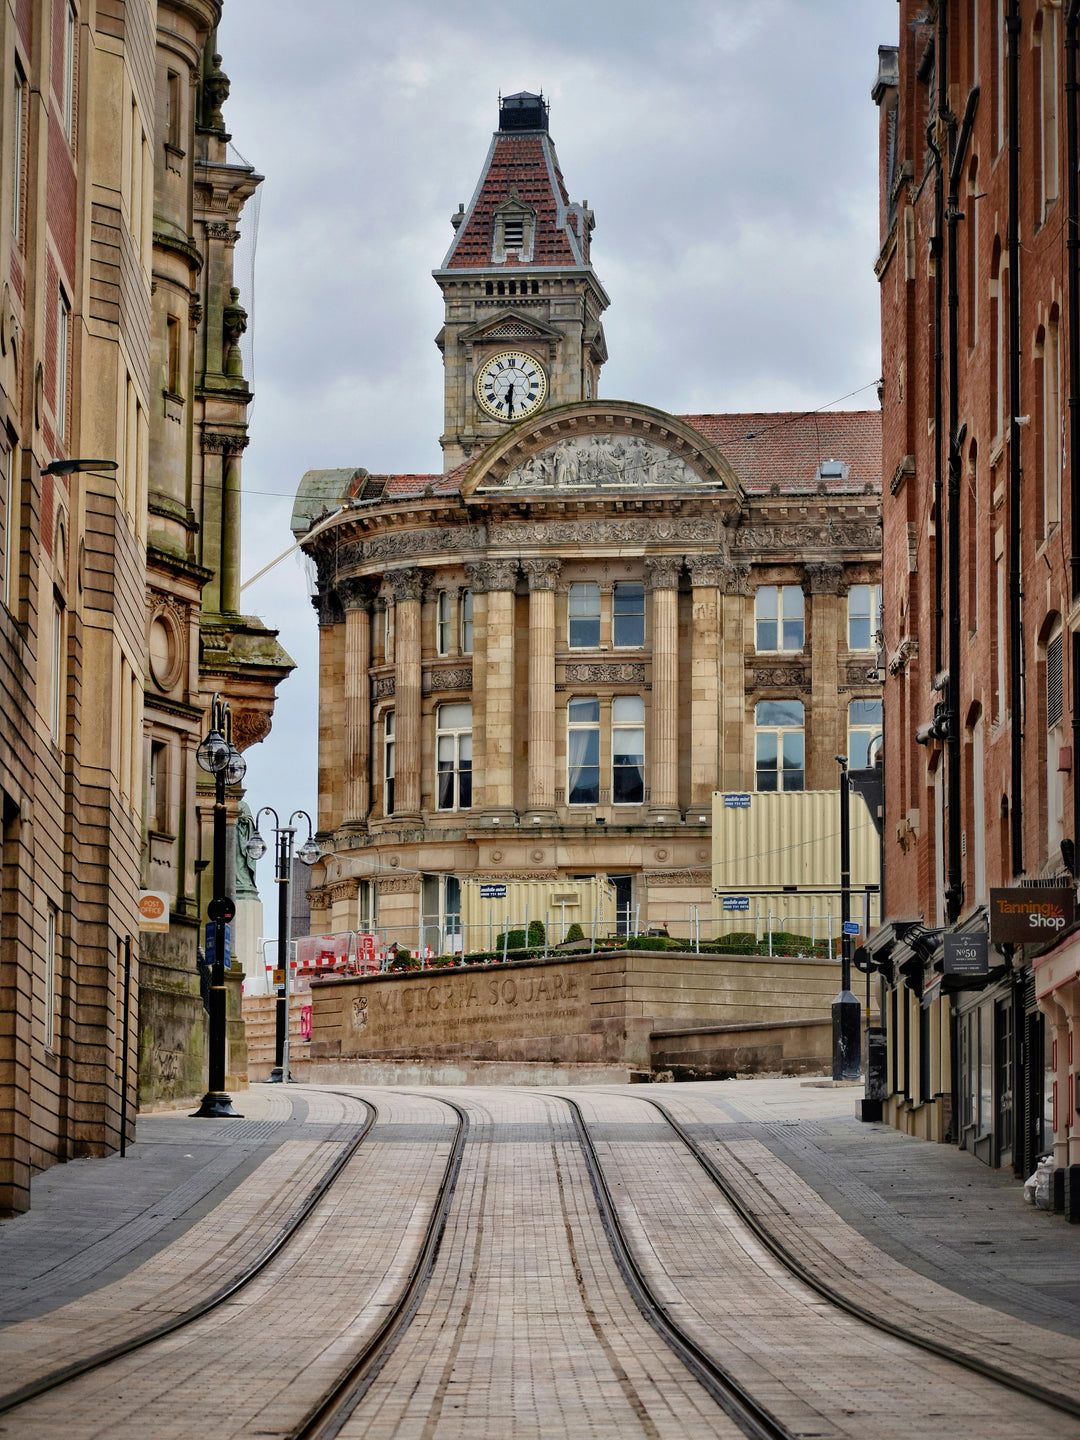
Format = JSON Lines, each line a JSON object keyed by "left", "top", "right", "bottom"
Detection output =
{"left": 506, "top": 380, "right": 515, "bottom": 418}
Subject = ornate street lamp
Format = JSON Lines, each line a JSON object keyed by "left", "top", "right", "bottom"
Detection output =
{"left": 246, "top": 808, "right": 319, "bottom": 1082}
{"left": 192, "top": 694, "right": 246, "bottom": 1118}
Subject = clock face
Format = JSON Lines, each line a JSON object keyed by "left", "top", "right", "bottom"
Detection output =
{"left": 475, "top": 350, "right": 548, "bottom": 423}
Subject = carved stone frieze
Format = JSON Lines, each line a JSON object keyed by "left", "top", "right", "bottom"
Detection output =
{"left": 523, "top": 557, "right": 562, "bottom": 591}
{"left": 333, "top": 527, "right": 487, "bottom": 571}
{"left": 644, "top": 555, "right": 683, "bottom": 590}
{"left": 377, "top": 875, "right": 422, "bottom": 894}
{"left": 422, "top": 668, "right": 473, "bottom": 694}
{"left": 562, "top": 662, "right": 647, "bottom": 685}
{"left": 372, "top": 676, "right": 396, "bottom": 699}
{"left": 752, "top": 666, "right": 807, "bottom": 689}
{"left": 846, "top": 662, "right": 880, "bottom": 686}
{"left": 487, "top": 434, "right": 708, "bottom": 491}
{"left": 474, "top": 871, "right": 560, "bottom": 881}
{"left": 731, "top": 522, "right": 881, "bottom": 552}
{"left": 386, "top": 567, "right": 424, "bottom": 603}
{"left": 495, "top": 517, "right": 722, "bottom": 547}
{"left": 465, "top": 558, "right": 519, "bottom": 593}
{"left": 329, "top": 879, "right": 360, "bottom": 901}
{"left": 646, "top": 867, "right": 711, "bottom": 887}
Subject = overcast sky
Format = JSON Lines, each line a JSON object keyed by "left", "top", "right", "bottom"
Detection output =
{"left": 218, "top": 0, "right": 898, "bottom": 923}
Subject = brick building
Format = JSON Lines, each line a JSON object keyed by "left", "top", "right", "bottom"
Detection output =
{"left": 873, "top": 2, "right": 1080, "bottom": 1182}
{"left": 295, "top": 95, "right": 882, "bottom": 952}
{"left": 0, "top": 0, "right": 290, "bottom": 1214}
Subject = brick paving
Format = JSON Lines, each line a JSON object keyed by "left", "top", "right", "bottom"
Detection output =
{"left": 568, "top": 1089, "right": 1080, "bottom": 1439}
{"left": 1, "top": 1078, "right": 1079, "bottom": 1438}
{"left": 0, "top": 1089, "right": 456, "bottom": 1438}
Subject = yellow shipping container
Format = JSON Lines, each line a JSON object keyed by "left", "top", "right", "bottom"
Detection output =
{"left": 711, "top": 790, "right": 880, "bottom": 945}
{"left": 459, "top": 876, "right": 615, "bottom": 952}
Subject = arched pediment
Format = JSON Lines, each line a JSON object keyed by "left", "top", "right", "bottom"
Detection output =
{"left": 459, "top": 401, "right": 744, "bottom": 501}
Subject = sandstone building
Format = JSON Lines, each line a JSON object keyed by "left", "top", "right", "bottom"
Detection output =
{"left": 294, "top": 94, "right": 882, "bottom": 953}
{"left": 0, "top": 0, "right": 289, "bottom": 1214}
{"left": 873, "top": 2, "right": 1080, "bottom": 1182}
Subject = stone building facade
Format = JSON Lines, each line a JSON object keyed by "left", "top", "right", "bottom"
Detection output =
{"left": 295, "top": 95, "right": 882, "bottom": 954}
{"left": 0, "top": 0, "right": 289, "bottom": 1213}
{"left": 873, "top": 3, "right": 1080, "bottom": 1181}
{"left": 138, "top": 5, "right": 292, "bottom": 1107}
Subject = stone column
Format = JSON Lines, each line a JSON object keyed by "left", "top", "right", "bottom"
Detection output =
{"left": 389, "top": 569, "right": 423, "bottom": 818}
{"left": 1038, "top": 992, "right": 1072, "bottom": 1169}
{"left": 645, "top": 556, "right": 682, "bottom": 817}
{"left": 806, "top": 562, "right": 844, "bottom": 790}
{"left": 340, "top": 579, "right": 372, "bottom": 826}
{"left": 686, "top": 556, "right": 724, "bottom": 809}
{"left": 315, "top": 590, "right": 345, "bottom": 834}
{"left": 718, "top": 563, "right": 751, "bottom": 789}
{"left": 524, "top": 559, "right": 561, "bottom": 815}
{"left": 467, "top": 559, "right": 519, "bottom": 818}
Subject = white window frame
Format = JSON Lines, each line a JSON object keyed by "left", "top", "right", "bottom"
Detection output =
{"left": 754, "top": 699, "right": 805, "bottom": 792}
{"left": 383, "top": 710, "right": 395, "bottom": 815}
{"left": 847, "top": 585, "right": 881, "bottom": 652}
{"left": 612, "top": 582, "right": 645, "bottom": 649}
{"left": 568, "top": 582, "right": 601, "bottom": 649}
{"left": 755, "top": 585, "right": 804, "bottom": 653}
{"left": 611, "top": 695, "right": 645, "bottom": 805}
{"left": 436, "top": 702, "right": 472, "bottom": 812}
{"left": 847, "top": 698, "right": 883, "bottom": 770}
{"left": 459, "top": 589, "right": 473, "bottom": 654}
{"left": 567, "top": 696, "right": 601, "bottom": 806}
{"left": 437, "top": 591, "right": 451, "bottom": 656}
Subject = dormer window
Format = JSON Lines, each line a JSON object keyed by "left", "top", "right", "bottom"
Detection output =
{"left": 815, "top": 459, "right": 850, "bottom": 483}
{"left": 493, "top": 188, "right": 536, "bottom": 263}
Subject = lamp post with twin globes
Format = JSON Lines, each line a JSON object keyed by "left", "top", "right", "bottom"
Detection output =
{"left": 245, "top": 808, "right": 319, "bottom": 1082}
{"left": 193, "top": 695, "right": 246, "bottom": 1118}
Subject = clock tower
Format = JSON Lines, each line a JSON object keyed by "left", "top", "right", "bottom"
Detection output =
{"left": 434, "top": 92, "right": 610, "bottom": 470}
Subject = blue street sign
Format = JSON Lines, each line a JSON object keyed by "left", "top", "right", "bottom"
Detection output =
{"left": 843, "top": 921, "right": 861, "bottom": 936}
{"left": 480, "top": 884, "right": 507, "bottom": 899}
{"left": 204, "top": 921, "right": 232, "bottom": 967}
{"left": 723, "top": 897, "right": 750, "bottom": 912}
{"left": 723, "top": 794, "right": 752, "bottom": 809}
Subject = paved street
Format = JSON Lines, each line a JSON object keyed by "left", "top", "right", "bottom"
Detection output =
{"left": 1, "top": 1078, "right": 1079, "bottom": 1438}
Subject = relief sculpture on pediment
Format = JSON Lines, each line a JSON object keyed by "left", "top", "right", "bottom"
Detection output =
{"left": 489, "top": 435, "right": 708, "bottom": 491}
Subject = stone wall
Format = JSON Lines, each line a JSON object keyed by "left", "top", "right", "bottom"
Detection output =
{"left": 308, "top": 949, "right": 840, "bottom": 1081}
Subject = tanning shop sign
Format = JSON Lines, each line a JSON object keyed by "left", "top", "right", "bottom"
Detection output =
{"left": 989, "top": 888, "right": 1075, "bottom": 944}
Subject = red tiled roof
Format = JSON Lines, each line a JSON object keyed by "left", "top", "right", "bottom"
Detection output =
{"left": 443, "top": 132, "right": 583, "bottom": 270}
{"left": 682, "top": 411, "right": 881, "bottom": 493}
{"left": 351, "top": 462, "right": 470, "bottom": 503}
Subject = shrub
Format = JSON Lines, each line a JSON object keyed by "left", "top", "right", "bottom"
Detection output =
{"left": 563, "top": 922, "right": 585, "bottom": 943}
{"left": 626, "top": 933, "right": 670, "bottom": 951}
{"left": 527, "top": 919, "right": 545, "bottom": 946}
{"left": 495, "top": 928, "right": 527, "bottom": 951}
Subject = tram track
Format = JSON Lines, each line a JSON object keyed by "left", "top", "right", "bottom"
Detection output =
{"left": 637, "top": 1093, "right": 1080, "bottom": 1424}
{"left": 0, "top": 1093, "right": 380, "bottom": 1418}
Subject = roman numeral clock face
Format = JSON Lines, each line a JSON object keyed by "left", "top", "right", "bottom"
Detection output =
{"left": 475, "top": 350, "right": 548, "bottom": 423}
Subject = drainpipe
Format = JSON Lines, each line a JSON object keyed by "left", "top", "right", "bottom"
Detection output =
{"left": 946, "top": 85, "right": 980, "bottom": 925}
{"left": 1007, "top": 0, "right": 1024, "bottom": 877}
{"left": 1066, "top": 3, "right": 1080, "bottom": 852}
{"left": 930, "top": 19, "right": 946, "bottom": 679}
